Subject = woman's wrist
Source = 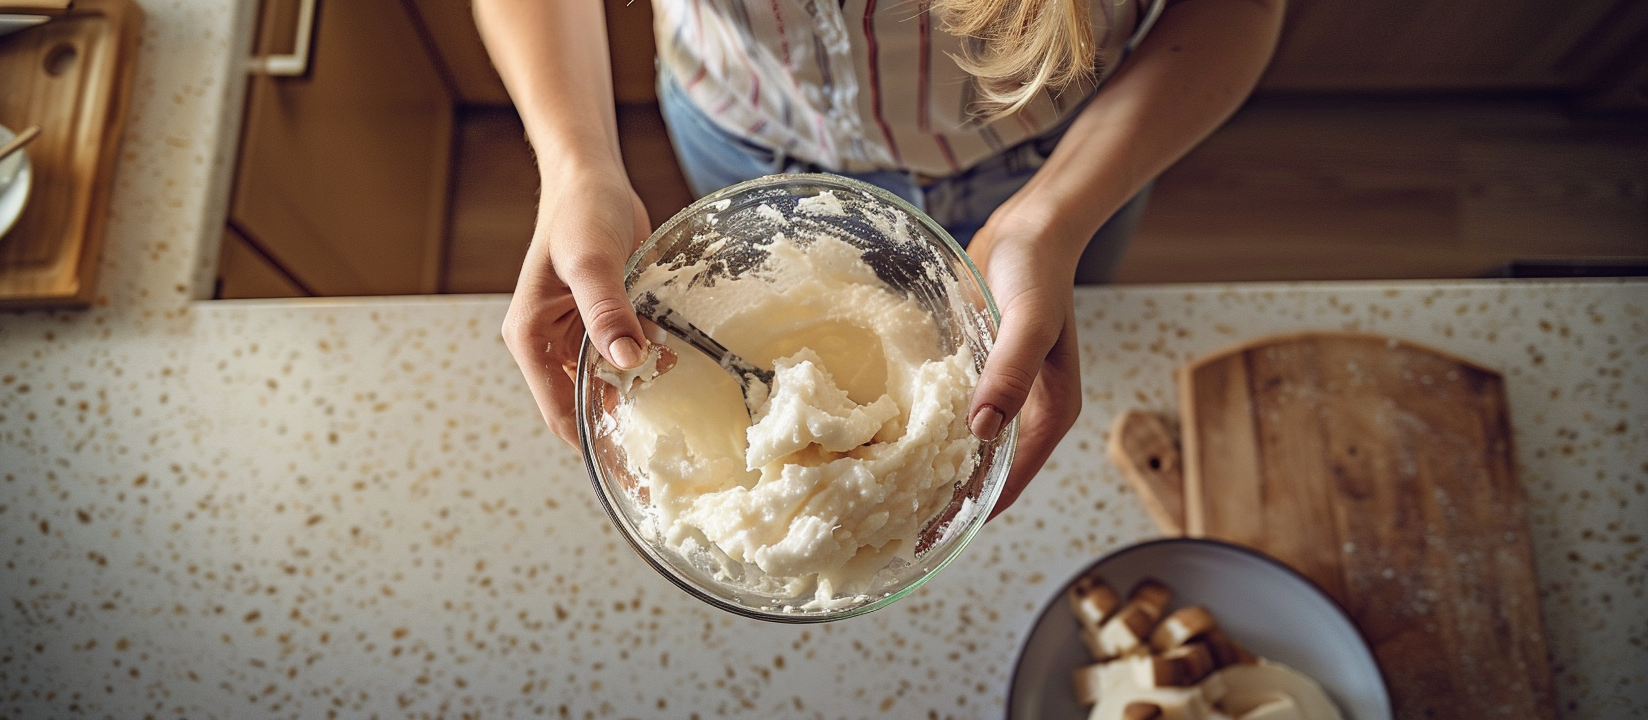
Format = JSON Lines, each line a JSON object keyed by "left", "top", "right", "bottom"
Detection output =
{"left": 475, "top": 0, "right": 625, "bottom": 191}
{"left": 999, "top": 173, "right": 1127, "bottom": 262}
{"left": 534, "top": 140, "right": 628, "bottom": 194}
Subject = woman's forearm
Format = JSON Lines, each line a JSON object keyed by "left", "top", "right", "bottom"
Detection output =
{"left": 1017, "top": 0, "right": 1286, "bottom": 253}
{"left": 473, "top": 0, "right": 625, "bottom": 179}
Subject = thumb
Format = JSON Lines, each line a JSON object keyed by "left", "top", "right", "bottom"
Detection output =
{"left": 969, "top": 297, "right": 1058, "bottom": 440}
{"left": 561, "top": 250, "right": 649, "bottom": 369}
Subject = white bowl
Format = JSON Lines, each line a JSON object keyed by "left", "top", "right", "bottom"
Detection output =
{"left": 1009, "top": 538, "right": 1392, "bottom": 720}
{"left": 0, "top": 124, "right": 33, "bottom": 241}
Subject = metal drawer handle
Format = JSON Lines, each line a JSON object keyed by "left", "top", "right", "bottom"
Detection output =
{"left": 249, "top": 0, "right": 316, "bottom": 76}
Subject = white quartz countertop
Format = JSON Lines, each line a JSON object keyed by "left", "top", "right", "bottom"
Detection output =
{"left": 1, "top": 2, "right": 1644, "bottom": 718}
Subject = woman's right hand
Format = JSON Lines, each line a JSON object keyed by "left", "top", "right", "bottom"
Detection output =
{"left": 502, "top": 166, "right": 653, "bottom": 446}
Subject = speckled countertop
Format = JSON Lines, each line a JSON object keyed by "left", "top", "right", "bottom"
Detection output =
{"left": 1, "top": 2, "right": 1644, "bottom": 719}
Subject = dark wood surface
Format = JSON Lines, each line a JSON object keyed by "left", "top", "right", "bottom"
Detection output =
{"left": 404, "top": 0, "right": 510, "bottom": 105}
{"left": 1124, "top": 98, "right": 1648, "bottom": 284}
{"left": 1258, "top": 0, "right": 1641, "bottom": 93}
{"left": 438, "top": 104, "right": 694, "bottom": 295}
{"left": 1177, "top": 332, "right": 1555, "bottom": 720}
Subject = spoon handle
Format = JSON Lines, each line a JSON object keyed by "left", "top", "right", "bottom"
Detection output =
{"left": 635, "top": 292, "right": 774, "bottom": 387}
{"left": 0, "top": 125, "right": 41, "bottom": 164}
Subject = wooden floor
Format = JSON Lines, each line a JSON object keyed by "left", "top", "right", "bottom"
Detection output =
{"left": 414, "top": 96, "right": 1648, "bottom": 295}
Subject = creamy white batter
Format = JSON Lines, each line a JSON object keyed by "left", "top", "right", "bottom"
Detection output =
{"left": 604, "top": 205, "right": 980, "bottom": 607}
{"left": 1081, "top": 659, "right": 1343, "bottom": 720}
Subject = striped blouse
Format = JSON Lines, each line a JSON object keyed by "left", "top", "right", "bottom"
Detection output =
{"left": 652, "top": 0, "right": 1164, "bottom": 177}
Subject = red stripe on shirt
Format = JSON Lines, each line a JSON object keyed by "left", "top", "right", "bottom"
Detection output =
{"left": 917, "top": 0, "right": 930, "bottom": 134}
{"left": 728, "top": 1, "right": 762, "bottom": 108}
{"left": 691, "top": 0, "right": 703, "bottom": 47}
{"left": 862, "top": 0, "right": 902, "bottom": 165}
{"left": 934, "top": 135, "right": 959, "bottom": 174}
{"left": 768, "top": 0, "right": 791, "bottom": 66}
{"left": 918, "top": 0, "right": 955, "bottom": 173}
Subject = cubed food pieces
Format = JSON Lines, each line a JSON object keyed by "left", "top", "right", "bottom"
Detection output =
{"left": 1073, "top": 662, "right": 1107, "bottom": 706}
{"left": 1142, "top": 643, "right": 1217, "bottom": 687}
{"left": 1063, "top": 575, "right": 1337, "bottom": 720}
{"left": 1146, "top": 605, "right": 1255, "bottom": 670}
{"left": 1123, "top": 702, "right": 1163, "bottom": 720}
{"left": 1149, "top": 605, "right": 1218, "bottom": 651}
{"left": 1069, "top": 574, "right": 1123, "bottom": 631}
{"left": 1095, "top": 603, "right": 1158, "bottom": 658}
{"left": 1087, "top": 578, "right": 1177, "bottom": 660}
{"left": 1127, "top": 579, "right": 1173, "bottom": 621}
{"left": 1201, "top": 627, "right": 1257, "bottom": 668}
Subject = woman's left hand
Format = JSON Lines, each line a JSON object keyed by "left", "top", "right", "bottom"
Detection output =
{"left": 955, "top": 0, "right": 1289, "bottom": 521}
{"left": 964, "top": 200, "right": 1087, "bottom": 520}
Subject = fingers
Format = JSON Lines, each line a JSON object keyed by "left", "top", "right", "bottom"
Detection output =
{"left": 501, "top": 300, "right": 583, "bottom": 448}
{"left": 540, "top": 367, "right": 582, "bottom": 447}
{"left": 988, "top": 299, "right": 1082, "bottom": 520}
{"left": 560, "top": 248, "right": 649, "bottom": 369}
{"left": 502, "top": 178, "right": 651, "bottom": 447}
{"left": 970, "top": 289, "right": 1062, "bottom": 441}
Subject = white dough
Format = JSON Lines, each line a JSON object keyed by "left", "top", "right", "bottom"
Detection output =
{"left": 744, "top": 349, "right": 900, "bottom": 471}
{"left": 607, "top": 226, "right": 980, "bottom": 605}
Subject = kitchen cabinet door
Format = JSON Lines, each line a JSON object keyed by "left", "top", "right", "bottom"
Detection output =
{"left": 229, "top": 0, "right": 453, "bottom": 296}
{"left": 404, "top": 0, "right": 509, "bottom": 105}
{"left": 216, "top": 227, "right": 307, "bottom": 299}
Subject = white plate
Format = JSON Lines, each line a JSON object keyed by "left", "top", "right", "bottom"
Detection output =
{"left": 1007, "top": 538, "right": 1391, "bottom": 720}
{"left": 0, "top": 125, "right": 31, "bottom": 241}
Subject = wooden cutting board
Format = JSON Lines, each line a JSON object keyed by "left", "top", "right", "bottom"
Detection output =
{"left": 0, "top": 0, "right": 141, "bottom": 307}
{"left": 1113, "top": 332, "right": 1555, "bottom": 719}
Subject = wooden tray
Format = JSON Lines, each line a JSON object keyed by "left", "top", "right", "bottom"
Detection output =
{"left": 1110, "top": 332, "right": 1555, "bottom": 719}
{"left": 0, "top": 0, "right": 141, "bottom": 307}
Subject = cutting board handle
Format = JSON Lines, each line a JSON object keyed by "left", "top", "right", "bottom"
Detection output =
{"left": 1106, "top": 410, "right": 1185, "bottom": 536}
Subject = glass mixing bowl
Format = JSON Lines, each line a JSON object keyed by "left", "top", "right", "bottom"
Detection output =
{"left": 576, "top": 173, "right": 1017, "bottom": 622}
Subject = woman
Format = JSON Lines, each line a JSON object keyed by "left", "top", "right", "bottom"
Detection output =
{"left": 476, "top": 0, "right": 1284, "bottom": 517}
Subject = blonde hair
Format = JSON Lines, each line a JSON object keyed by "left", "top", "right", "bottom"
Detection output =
{"left": 936, "top": 0, "right": 1096, "bottom": 118}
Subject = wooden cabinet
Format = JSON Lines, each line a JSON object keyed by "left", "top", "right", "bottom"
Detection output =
{"left": 217, "top": 0, "right": 671, "bottom": 299}
{"left": 224, "top": 0, "right": 454, "bottom": 297}
{"left": 405, "top": 0, "right": 510, "bottom": 105}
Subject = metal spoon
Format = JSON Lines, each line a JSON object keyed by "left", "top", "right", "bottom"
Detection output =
{"left": 634, "top": 290, "right": 773, "bottom": 413}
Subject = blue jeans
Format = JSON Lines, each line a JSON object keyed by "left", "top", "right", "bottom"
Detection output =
{"left": 656, "top": 71, "right": 1148, "bottom": 284}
